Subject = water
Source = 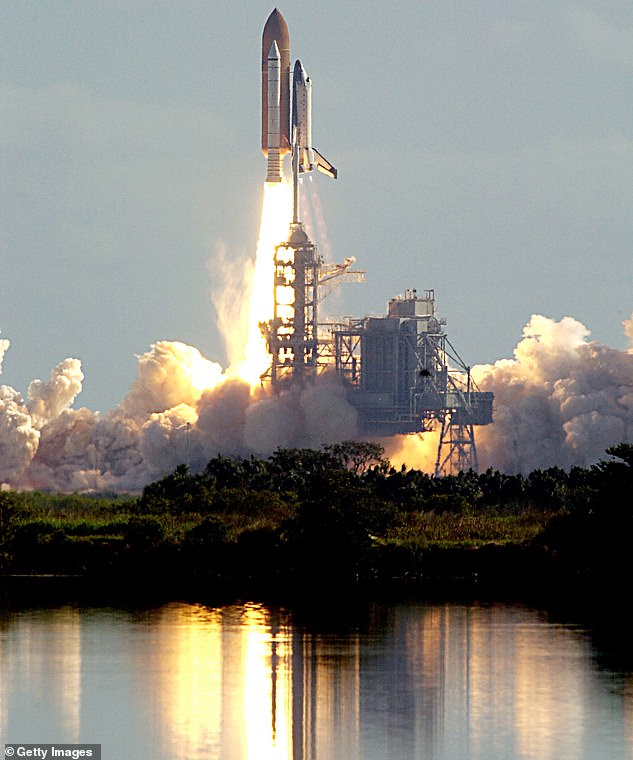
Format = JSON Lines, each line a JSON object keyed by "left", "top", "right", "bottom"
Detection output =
{"left": 0, "top": 594, "right": 631, "bottom": 759}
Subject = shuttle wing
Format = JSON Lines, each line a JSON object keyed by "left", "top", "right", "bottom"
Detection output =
{"left": 313, "top": 149, "right": 337, "bottom": 179}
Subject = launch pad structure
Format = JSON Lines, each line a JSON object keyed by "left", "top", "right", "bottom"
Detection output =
{"left": 261, "top": 260, "right": 493, "bottom": 474}
{"left": 259, "top": 9, "right": 493, "bottom": 475}
{"left": 328, "top": 289, "right": 494, "bottom": 474}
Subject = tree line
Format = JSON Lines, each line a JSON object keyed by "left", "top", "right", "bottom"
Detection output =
{"left": 0, "top": 441, "right": 631, "bottom": 594}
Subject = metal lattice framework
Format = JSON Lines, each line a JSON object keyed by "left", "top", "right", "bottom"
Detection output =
{"left": 260, "top": 222, "right": 320, "bottom": 386}
{"left": 260, "top": 222, "right": 365, "bottom": 388}
{"left": 328, "top": 290, "right": 493, "bottom": 475}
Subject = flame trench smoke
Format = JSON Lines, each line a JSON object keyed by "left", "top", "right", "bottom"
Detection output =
{"left": 1, "top": 188, "right": 632, "bottom": 490}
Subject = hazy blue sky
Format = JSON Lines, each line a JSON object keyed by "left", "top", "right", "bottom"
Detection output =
{"left": 1, "top": 0, "right": 631, "bottom": 411}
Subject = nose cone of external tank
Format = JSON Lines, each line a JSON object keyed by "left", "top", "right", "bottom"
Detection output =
{"left": 262, "top": 8, "right": 290, "bottom": 54}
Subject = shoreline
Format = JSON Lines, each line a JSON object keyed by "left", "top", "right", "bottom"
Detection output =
{"left": 0, "top": 547, "right": 614, "bottom": 614}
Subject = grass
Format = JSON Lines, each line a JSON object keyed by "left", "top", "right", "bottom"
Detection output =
{"left": 388, "top": 511, "right": 552, "bottom": 547}
{"left": 3, "top": 488, "right": 555, "bottom": 563}
{"left": 5, "top": 490, "right": 554, "bottom": 546}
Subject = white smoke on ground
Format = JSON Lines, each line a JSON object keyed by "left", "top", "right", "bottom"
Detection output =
{"left": 0, "top": 312, "right": 631, "bottom": 491}
{"left": 0, "top": 339, "right": 361, "bottom": 491}
{"left": 244, "top": 375, "right": 359, "bottom": 454}
{"left": 471, "top": 313, "right": 633, "bottom": 473}
{"left": 0, "top": 382, "right": 40, "bottom": 485}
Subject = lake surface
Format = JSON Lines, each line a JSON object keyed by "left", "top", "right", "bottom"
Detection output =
{"left": 0, "top": 593, "right": 631, "bottom": 760}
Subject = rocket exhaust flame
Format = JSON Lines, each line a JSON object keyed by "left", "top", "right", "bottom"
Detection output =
{"left": 231, "top": 179, "right": 293, "bottom": 386}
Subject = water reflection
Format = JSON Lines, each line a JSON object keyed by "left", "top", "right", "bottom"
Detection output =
{"left": 0, "top": 600, "right": 631, "bottom": 760}
{"left": 0, "top": 607, "right": 81, "bottom": 743}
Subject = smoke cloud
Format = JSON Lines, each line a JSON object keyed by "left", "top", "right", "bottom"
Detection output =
{"left": 1, "top": 311, "right": 631, "bottom": 491}
{"left": 471, "top": 313, "right": 633, "bottom": 473}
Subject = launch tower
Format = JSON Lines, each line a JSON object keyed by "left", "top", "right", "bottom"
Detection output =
{"left": 259, "top": 9, "right": 493, "bottom": 474}
{"left": 260, "top": 221, "right": 364, "bottom": 386}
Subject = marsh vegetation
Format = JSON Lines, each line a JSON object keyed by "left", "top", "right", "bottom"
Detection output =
{"left": 1, "top": 442, "right": 631, "bottom": 594}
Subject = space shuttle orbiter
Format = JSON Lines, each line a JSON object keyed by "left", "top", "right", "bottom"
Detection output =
{"left": 292, "top": 60, "right": 337, "bottom": 180}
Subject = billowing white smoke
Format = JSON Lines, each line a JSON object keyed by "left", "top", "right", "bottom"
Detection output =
{"left": 1, "top": 312, "right": 631, "bottom": 491}
{"left": 472, "top": 313, "right": 633, "bottom": 473}
{"left": 1, "top": 342, "right": 81, "bottom": 485}
{"left": 0, "top": 338, "right": 360, "bottom": 491}
{"left": 27, "top": 358, "right": 84, "bottom": 429}
{"left": 244, "top": 375, "right": 359, "bottom": 453}
{"left": 120, "top": 340, "right": 223, "bottom": 419}
{"left": 0, "top": 383, "right": 40, "bottom": 484}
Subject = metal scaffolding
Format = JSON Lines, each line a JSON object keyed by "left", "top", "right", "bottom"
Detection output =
{"left": 328, "top": 289, "right": 493, "bottom": 474}
{"left": 260, "top": 221, "right": 364, "bottom": 388}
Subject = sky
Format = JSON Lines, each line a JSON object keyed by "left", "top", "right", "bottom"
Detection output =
{"left": 1, "top": 0, "right": 632, "bottom": 413}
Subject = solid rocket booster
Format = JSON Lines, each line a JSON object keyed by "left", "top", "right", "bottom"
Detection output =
{"left": 262, "top": 8, "right": 290, "bottom": 178}
{"left": 266, "top": 42, "right": 283, "bottom": 182}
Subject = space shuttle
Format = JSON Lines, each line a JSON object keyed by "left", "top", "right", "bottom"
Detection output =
{"left": 291, "top": 60, "right": 337, "bottom": 179}
{"left": 262, "top": 9, "right": 336, "bottom": 183}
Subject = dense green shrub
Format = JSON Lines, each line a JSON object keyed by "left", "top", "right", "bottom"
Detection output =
{"left": 123, "top": 516, "right": 167, "bottom": 550}
{"left": 1, "top": 442, "right": 630, "bottom": 590}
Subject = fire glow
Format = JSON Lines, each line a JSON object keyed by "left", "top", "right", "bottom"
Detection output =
{"left": 231, "top": 180, "right": 293, "bottom": 387}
